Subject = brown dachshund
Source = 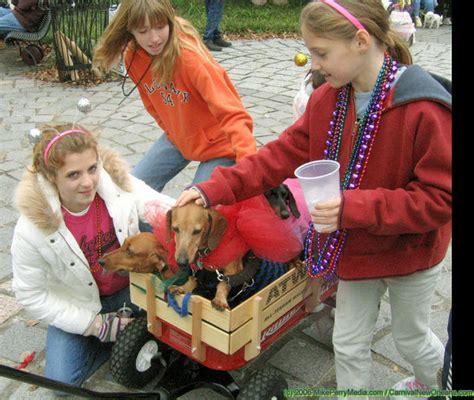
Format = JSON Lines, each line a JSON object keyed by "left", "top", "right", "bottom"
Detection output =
{"left": 166, "top": 203, "right": 246, "bottom": 311}
{"left": 98, "top": 232, "right": 174, "bottom": 279}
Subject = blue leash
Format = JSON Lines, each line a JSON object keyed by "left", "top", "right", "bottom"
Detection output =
{"left": 166, "top": 291, "right": 192, "bottom": 317}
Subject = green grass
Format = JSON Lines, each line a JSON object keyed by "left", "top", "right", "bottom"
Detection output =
{"left": 172, "top": 0, "right": 305, "bottom": 35}
{"left": 38, "top": 0, "right": 305, "bottom": 79}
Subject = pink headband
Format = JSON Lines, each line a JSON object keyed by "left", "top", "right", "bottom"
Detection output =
{"left": 320, "top": 0, "right": 366, "bottom": 31}
{"left": 43, "top": 129, "right": 87, "bottom": 166}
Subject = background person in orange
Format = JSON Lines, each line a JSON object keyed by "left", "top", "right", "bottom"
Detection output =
{"left": 93, "top": 0, "right": 255, "bottom": 193}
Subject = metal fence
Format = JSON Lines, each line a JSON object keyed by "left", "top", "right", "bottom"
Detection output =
{"left": 49, "top": 0, "right": 118, "bottom": 82}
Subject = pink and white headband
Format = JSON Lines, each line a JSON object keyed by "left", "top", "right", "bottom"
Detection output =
{"left": 43, "top": 129, "right": 88, "bottom": 166}
{"left": 26, "top": 97, "right": 92, "bottom": 167}
{"left": 320, "top": 0, "right": 366, "bottom": 31}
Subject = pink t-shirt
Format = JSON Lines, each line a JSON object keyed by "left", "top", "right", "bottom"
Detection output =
{"left": 62, "top": 195, "right": 129, "bottom": 296}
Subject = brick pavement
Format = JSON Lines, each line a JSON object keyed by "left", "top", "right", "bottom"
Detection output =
{"left": 0, "top": 25, "right": 452, "bottom": 399}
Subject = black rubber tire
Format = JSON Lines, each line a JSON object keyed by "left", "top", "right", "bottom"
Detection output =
{"left": 238, "top": 369, "right": 288, "bottom": 400}
{"left": 20, "top": 45, "right": 43, "bottom": 66}
{"left": 109, "top": 316, "right": 167, "bottom": 388}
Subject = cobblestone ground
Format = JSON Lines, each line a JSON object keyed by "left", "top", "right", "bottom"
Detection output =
{"left": 0, "top": 25, "right": 451, "bottom": 399}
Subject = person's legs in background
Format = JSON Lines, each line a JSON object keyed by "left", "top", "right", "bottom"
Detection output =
{"left": 203, "top": 0, "right": 230, "bottom": 51}
{"left": 436, "top": 0, "right": 451, "bottom": 24}
{"left": 132, "top": 134, "right": 190, "bottom": 232}
{"left": 423, "top": 0, "right": 436, "bottom": 13}
{"left": 192, "top": 157, "right": 235, "bottom": 184}
{"left": 0, "top": 7, "right": 26, "bottom": 43}
{"left": 132, "top": 133, "right": 190, "bottom": 193}
{"left": 412, "top": 0, "right": 423, "bottom": 27}
{"left": 413, "top": 0, "right": 438, "bottom": 27}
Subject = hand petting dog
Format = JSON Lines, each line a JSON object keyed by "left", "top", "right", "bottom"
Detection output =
{"left": 175, "top": 188, "right": 204, "bottom": 207}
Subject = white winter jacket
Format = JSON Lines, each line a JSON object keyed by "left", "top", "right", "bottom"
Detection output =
{"left": 11, "top": 147, "right": 174, "bottom": 335}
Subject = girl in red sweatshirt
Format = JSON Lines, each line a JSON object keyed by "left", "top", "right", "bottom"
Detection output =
{"left": 93, "top": 0, "right": 256, "bottom": 192}
{"left": 176, "top": 0, "right": 451, "bottom": 397}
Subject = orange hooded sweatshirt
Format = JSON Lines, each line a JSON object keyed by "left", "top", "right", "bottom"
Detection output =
{"left": 124, "top": 34, "right": 256, "bottom": 162}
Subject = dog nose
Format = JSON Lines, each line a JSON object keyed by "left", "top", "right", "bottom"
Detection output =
{"left": 177, "top": 253, "right": 190, "bottom": 270}
{"left": 178, "top": 261, "right": 190, "bottom": 270}
{"left": 98, "top": 258, "right": 105, "bottom": 267}
{"left": 281, "top": 210, "right": 290, "bottom": 219}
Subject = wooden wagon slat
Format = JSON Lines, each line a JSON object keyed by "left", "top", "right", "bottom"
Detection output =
{"left": 131, "top": 273, "right": 231, "bottom": 329}
{"left": 130, "top": 273, "right": 314, "bottom": 357}
{"left": 129, "top": 261, "right": 308, "bottom": 332}
{"left": 130, "top": 285, "right": 231, "bottom": 354}
{"left": 230, "top": 278, "right": 310, "bottom": 356}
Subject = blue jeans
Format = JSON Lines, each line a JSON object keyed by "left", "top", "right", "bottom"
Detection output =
{"left": 413, "top": 0, "right": 436, "bottom": 16}
{"left": 45, "top": 286, "right": 144, "bottom": 387}
{"left": 203, "top": 0, "right": 224, "bottom": 41}
{"left": 0, "top": 8, "right": 25, "bottom": 36}
{"left": 132, "top": 133, "right": 235, "bottom": 192}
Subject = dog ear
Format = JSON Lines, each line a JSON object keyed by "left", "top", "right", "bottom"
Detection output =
{"left": 148, "top": 250, "right": 167, "bottom": 271}
{"left": 166, "top": 209, "right": 173, "bottom": 242}
{"left": 207, "top": 209, "right": 228, "bottom": 251}
{"left": 284, "top": 184, "right": 301, "bottom": 218}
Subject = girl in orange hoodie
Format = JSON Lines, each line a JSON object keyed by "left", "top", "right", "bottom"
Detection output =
{"left": 93, "top": 0, "right": 256, "bottom": 192}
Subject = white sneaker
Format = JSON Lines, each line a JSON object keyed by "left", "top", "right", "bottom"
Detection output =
{"left": 389, "top": 376, "right": 432, "bottom": 399}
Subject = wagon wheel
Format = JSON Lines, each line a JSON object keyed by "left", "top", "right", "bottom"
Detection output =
{"left": 110, "top": 316, "right": 170, "bottom": 388}
{"left": 238, "top": 369, "right": 288, "bottom": 400}
{"left": 20, "top": 44, "right": 44, "bottom": 66}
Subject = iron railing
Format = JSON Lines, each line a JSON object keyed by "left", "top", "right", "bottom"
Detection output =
{"left": 48, "top": 0, "right": 118, "bottom": 82}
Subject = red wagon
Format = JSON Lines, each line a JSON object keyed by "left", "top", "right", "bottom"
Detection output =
{"left": 109, "top": 262, "right": 337, "bottom": 399}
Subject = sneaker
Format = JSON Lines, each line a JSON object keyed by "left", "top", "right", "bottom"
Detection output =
{"left": 415, "top": 16, "right": 422, "bottom": 28}
{"left": 213, "top": 37, "right": 232, "bottom": 48}
{"left": 443, "top": 17, "right": 452, "bottom": 25}
{"left": 204, "top": 40, "right": 222, "bottom": 52}
{"left": 390, "top": 377, "right": 431, "bottom": 400}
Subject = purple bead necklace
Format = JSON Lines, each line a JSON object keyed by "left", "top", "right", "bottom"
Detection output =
{"left": 304, "top": 52, "right": 398, "bottom": 279}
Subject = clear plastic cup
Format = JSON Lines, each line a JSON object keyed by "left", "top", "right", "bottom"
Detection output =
{"left": 294, "top": 160, "right": 340, "bottom": 232}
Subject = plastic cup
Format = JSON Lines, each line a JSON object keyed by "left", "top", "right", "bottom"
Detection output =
{"left": 294, "top": 160, "right": 340, "bottom": 232}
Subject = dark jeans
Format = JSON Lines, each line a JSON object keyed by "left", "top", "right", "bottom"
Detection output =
{"left": 203, "top": 0, "right": 224, "bottom": 41}
{"left": 45, "top": 286, "right": 144, "bottom": 388}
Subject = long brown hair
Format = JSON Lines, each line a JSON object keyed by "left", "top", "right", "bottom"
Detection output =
{"left": 30, "top": 123, "right": 98, "bottom": 179}
{"left": 301, "top": 0, "right": 412, "bottom": 65}
{"left": 93, "top": 0, "right": 210, "bottom": 84}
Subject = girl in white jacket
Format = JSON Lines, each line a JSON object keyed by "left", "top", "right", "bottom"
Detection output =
{"left": 11, "top": 123, "right": 174, "bottom": 387}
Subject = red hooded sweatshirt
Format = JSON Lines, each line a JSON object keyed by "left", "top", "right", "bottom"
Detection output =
{"left": 194, "top": 65, "right": 452, "bottom": 281}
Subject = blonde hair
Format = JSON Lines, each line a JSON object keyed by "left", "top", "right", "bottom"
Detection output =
{"left": 301, "top": 0, "right": 413, "bottom": 65}
{"left": 31, "top": 123, "right": 98, "bottom": 179}
{"left": 93, "top": 0, "right": 210, "bottom": 84}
